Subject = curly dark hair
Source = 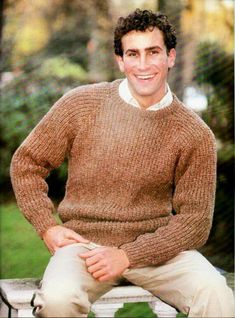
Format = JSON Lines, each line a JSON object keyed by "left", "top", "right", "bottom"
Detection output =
{"left": 114, "top": 9, "right": 177, "bottom": 56}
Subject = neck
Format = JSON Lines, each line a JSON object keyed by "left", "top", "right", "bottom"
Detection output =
{"left": 128, "top": 83, "right": 168, "bottom": 110}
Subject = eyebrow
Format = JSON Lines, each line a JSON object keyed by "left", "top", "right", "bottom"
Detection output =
{"left": 125, "top": 45, "right": 163, "bottom": 54}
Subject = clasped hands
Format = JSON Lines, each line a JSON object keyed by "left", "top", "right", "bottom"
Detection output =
{"left": 80, "top": 245, "right": 129, "bottom": 282}
{"left": 43, "top": 225, "right": 130, "bottom": 282}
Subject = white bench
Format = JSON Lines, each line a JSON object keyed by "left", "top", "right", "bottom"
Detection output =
{"left": 0, "top": 278, "right": 178, "bottom": 318}
{"left": 1, "top": 273, "right": 233, "bottom": 317}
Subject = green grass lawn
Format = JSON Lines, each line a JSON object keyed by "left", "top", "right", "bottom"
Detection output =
{"left": 0, "top": 202, "right": 186, "bottom": 317}
{"left": 0, "top": 202, "right": 50, "bottom": 278}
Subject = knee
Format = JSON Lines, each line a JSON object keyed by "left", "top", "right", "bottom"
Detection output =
{"left": 47, "top": 289, "right": 89, "bottom": 310}
{"left": 187, "top": 271, "right": 235, "bottom": 317}
{"left": 191, "top": 270, "right": 231, "bottom": 297}
{"left": 34, "top": 284, "right": 90, "bottom": 317}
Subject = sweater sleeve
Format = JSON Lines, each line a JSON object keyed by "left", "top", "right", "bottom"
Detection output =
{"left": 120, "top": 129, "right": 217, "bottom": 267}
{"left": 10, "top": 94, "right": 75, "bottom": 237}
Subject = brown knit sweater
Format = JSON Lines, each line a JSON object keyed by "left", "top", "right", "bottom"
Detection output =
{"left": 10, "top": 79, "right": 217, "bottom": 268}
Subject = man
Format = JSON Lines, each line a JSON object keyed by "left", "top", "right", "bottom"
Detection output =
{"left": 11, "top": 9, "right": 234, "bottom": 318}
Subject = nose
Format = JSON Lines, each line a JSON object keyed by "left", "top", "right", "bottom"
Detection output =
{"left": 137, "top": 54, "right": 150, "bottom": 71}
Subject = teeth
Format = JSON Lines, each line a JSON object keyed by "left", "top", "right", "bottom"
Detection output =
{"left": 136, "top": 75, "right": 154, "bottom": 79}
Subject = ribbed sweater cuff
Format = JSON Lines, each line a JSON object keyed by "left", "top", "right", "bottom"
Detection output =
{"left": 120, "top": 244, "right": 147, "bottom": 268}
{"left": 30, "top": 216, "right": 58, "bottom": 238}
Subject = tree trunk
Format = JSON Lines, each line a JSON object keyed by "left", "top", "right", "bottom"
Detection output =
{"left": 157, "top": 0, "right": 185, "bottom": 99}
{"left": 87, "top": 0, "right": 115, "bottom": 82}
{"left": 0, "top": 0, "right": 5, "bottom": 70}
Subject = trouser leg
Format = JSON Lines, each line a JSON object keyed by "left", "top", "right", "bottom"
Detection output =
{"left": 33, "top": 243, "right": 117, "bottom": 317}
{"left": 123, "top": 250, "right": 235, "bottom": 318}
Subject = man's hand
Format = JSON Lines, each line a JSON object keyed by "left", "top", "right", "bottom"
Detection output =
{"left": 79, "top": 246, "right": 130, "bottom": 282}
{"left": 42, "top": 225, "right": 90, "bottom": 254}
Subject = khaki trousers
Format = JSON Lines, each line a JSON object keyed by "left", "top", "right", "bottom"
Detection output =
{"left": 33, "top": 243, "right": 235, "bottom": 318}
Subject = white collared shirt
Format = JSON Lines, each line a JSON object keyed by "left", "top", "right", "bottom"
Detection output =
{"left": 119, "top": 78, "right": 173, "bottom": 111}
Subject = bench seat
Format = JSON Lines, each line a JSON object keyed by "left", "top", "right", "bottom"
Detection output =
{"left": 1, "top": 272, "right": 234, "bottom": 318}
{"left": 0, "top": 278, "right": 178, "bottom": 317}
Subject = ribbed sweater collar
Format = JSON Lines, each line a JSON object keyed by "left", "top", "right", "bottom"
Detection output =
{"left": 109, "top": 79, "right": 183, "bottom": 120}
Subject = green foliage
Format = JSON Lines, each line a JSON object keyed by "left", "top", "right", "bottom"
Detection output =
{"left": 195, "top": 41, "right": 234, "bottom": 142}
{"left": 194, "top": 41, "right": 234, "bottom": 271}
{"left": 0, "top": 66, "right": 86, "bottom": 189}
{"left": 42, "top": 2, "right": 92, "bottom": 69}
{"left": 116, "top": 302, "right": 156, "bottom": 317}
{"left": 1, "top": 75, "right": 55, "bottom": 186}
{"left": 40, "top": 57, "right": 87, "bottom": 81}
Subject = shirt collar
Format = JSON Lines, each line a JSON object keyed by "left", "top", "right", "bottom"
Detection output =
{"left": 119, "top": 78, "right": 173, "bottom": 111}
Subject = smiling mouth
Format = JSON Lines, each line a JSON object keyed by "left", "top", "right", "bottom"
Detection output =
{"left": 135, "top": 74, "right": 155, "bottom": 80}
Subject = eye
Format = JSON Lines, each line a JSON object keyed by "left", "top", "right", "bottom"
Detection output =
{"left": 126, "top": 51, "right": 137, "bottom": 57}
{"left": 149, "top": 50, "right": 159, "bottom": 55}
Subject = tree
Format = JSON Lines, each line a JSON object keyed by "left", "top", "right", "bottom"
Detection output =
{"left": 194, "top": 41, "right": 234, "bottom": 271}
{"left": 157, "top": 0, "right": 185, "bottom": 99}
{"left": 0, "top": 0, "right": 5, "bottom": 64}
{"left": 87, "top": 0, "right": 116, "bottom": 82}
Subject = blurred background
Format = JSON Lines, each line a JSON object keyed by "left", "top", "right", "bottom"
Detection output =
{"left": 0, "top": 0, "right": 234, "bottom": 290}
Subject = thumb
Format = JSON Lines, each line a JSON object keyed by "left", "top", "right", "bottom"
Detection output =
{"left": 66, "top": 231, "right": 90, "bottom": 243}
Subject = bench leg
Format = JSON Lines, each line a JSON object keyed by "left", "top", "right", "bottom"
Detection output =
{"left": 0, "top": 301, "right": 18, "bottom": 318}
{"left": 150, "top": 300, "right": 178, "bottom": 318}
{"left": 18, "top": 308, "right": 34, "bottom": 318}
{"left": 92, "top": 302, "right": 124, "bottom": 317}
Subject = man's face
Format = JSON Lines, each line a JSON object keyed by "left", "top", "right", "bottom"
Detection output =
{"left": 116, "top": 28, "right": 176, "bottom": 108}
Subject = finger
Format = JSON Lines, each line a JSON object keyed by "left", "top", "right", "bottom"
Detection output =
{"left": 76, "top": 235, "right": 90, "bottom": 244}
{"left": 80, "top": 247, "right": 103, "bottom": 258}
{"left": 84, "top": 254, "right": 103, "bottom": 267}
{"left": 92, "top": 268, "right": 107, "bottom": 279}
{"left": 66, "top": 231, "right": 90, "bottom": 243}
{"left": 87, "top": 261, "right": 104, "bottom": 274}
{"left": 57, "top": 238, "right": 78, "bottom": 248}
{"left": 97, "top": 274, "right": 111, "bottom": 282}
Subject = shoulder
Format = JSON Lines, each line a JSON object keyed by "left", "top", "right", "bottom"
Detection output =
{"left": 172, "top": 94, "right": 216, "bottom": 145}
{"left": 46, "top": 80, "right": 119, "bottom": 120}
{"left": 44, "top": 80, "right": 122, "bottom": 128}
{"left": 61, "top": 80, "right": 119, "bottom": 104}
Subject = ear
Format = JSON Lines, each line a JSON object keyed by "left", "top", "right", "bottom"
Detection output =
{"left": 167, "top": 48, "right": 176, "bottom": 69}
{"left": 115, "top": 55, "right": 125, "bottom": 73}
